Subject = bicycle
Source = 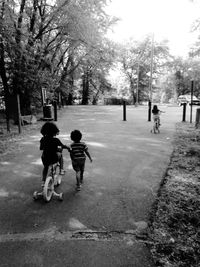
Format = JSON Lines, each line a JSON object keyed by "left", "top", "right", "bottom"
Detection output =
{"left": 33, "top": 162, "right": 64, "bottom": 202}
{"left": 151, "top": 117, "right": 160, "bottom": 134}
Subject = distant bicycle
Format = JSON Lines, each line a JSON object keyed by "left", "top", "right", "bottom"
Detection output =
{"left": 151, "top": 117, "right": 160, "bottom": 134}
{"left": 33, "top": 162, "right": 64, "bottom": 202}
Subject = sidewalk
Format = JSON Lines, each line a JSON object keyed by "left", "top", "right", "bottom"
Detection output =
{"left": 0, "top": 105, "right": 180, "bottom": 267}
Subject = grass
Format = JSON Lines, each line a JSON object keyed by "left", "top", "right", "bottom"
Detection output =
{"left": 149, "top": 122, "right": 200, "bottom": 267}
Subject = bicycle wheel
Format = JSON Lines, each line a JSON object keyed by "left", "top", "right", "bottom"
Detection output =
{"left": 153, "top": 124, "right": 156, "bottom": 133}
{"left": 54, "top": 164, "right": 62, "bottom": 186}
{"left": 153, "top": 120, "right": 159, "bottom": 134}
{"left": 156, "top": 122, "right": 160, "bottom": 133}
{"left": 43, "top": 176, "right": 54, "bottom": 202}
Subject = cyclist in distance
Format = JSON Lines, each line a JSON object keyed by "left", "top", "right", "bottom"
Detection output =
{"left": 152, "top": 105, "right": 164, "bottom": 126}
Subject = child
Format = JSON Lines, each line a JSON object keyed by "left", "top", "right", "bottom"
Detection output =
{"left": 152, "top": 105, "right": 164, "bottom": 125}
{"left": 69, "top": 130, "right": 92, "bottom": 191}
{"left": 40, "top": 122, "right": 69, "bottom": 185}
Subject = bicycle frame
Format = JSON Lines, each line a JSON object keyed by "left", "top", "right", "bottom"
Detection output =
{"left": 152, "top": 117, "right": 160, "bottom": 134}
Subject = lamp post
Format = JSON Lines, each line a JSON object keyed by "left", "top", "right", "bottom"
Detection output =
{"left": 135, "top": 62, "right": 139, "bottom": 106}
{"left": 148, "top": 33, "right": 154, "bottom": 121}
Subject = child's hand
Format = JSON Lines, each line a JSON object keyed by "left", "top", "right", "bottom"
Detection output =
{"left": 57, "top": 146, "right": 63, "bottom": 152}
{"left": 90, "top": 158, "right": 93, "bottom": 163}
{"left": 64, "top": 145, "right": 70, "bottom": 152}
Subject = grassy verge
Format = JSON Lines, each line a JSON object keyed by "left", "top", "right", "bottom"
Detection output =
{"left": 149, "top": 122, "right": 200, "bottom": 267}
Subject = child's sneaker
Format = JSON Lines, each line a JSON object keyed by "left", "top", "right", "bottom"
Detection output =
{"left": 76, "top": 185, "right": 81, "bottom": 191}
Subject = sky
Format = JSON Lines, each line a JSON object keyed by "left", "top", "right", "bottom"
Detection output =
{"left": 106, "top": 0, "right": 200, "bottom": 57}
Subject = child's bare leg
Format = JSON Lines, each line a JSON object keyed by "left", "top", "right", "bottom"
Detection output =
{"left": 60, "top": 154, "right": 63, "bottom": 169}
{"left": 42, "top": 165, "right": 49, "bottom": 183}
{"left": 80, "top": 161, "right": 85, "bottom": 184}
{"left": 58, "top": 153, "right": 64, "bottom": 174}
{"left": 76, "top": 171, "right": 81, "bottom": 190}
{"left": 80, "top": 170, "right": 84, "bottom": 184}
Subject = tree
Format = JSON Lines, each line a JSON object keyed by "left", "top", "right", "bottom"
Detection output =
{"left": 118, "top": 37, "right": 170, "bottom": 104}
{"left": 162, "top": 56, "right": 200, "bottom": 100}
{"left": 0, "top": 0, "right": 116, "bottom": 127}
{"left": 79, "top": 39, "right": 116, "bottom": 104}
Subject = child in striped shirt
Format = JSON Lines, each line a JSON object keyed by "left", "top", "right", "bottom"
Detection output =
{"left": 69, "top": 130, "right": 92, "bottom": 191}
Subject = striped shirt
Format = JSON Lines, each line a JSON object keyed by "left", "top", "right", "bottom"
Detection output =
{"left": 70, "top": 142, "right": 88, "bottom": 160}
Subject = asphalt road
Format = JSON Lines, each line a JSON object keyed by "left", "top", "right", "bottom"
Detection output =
{"left": 0, "top": 105, "right": 191, "bottom": 266}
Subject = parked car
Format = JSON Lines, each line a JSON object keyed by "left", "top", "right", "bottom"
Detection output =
{"left": 177, "top": 94, "right": 200, "bottom": 106}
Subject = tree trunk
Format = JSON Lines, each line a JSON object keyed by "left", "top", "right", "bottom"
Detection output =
{"left": 0, "top": 0, "right": 10, "bottom": 132}
{"left": 82, "top": 72, "right": 89, "bottom": 105}
{"left": 90, "top": 79, "right": 100, "bottom": 105}
{"left": 68, "top": 53, "right": 75, "bottom": 105}
{"left": 16, "top": 0, "right": 26, "bottom": 44}
{"left": 16, "top": 94, "right": 22, "bottom": 134}
{"left": 131, "top": 80, "right": 135, "bottom": 105}
{"left": 67, "top": 93, "right": 73, "bottom": 105}
{"left": 0, "top": 55, "right": 10, "bottom": 132}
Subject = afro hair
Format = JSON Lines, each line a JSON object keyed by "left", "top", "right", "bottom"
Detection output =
{"left": 40, "top": 122, "right": 59, "bottom": 137}
{"left": 70, "top": 130, "right": 82, "bottom": 142}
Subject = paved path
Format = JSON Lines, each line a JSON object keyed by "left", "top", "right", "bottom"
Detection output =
{"left": 0, "top": 105, "right": 184, "bottom": 266}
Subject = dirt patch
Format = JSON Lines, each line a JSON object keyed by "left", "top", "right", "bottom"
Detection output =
{"left": 149, "top": 122, "right": 200, "bottom": 267}
{"left": 0, "top": 124, "right": 43, "bottom": 156}
{"left": 0, "top": 108, "right": 66, "bottom": 156}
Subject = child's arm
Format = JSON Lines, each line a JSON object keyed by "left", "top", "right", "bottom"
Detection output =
{"left": 62, "top": 144, "right": 70, "bottom": 150}
{"left": 40, "top": 138, "right": 44, "bottom": 150}
{"left": 85, "top": 150, "right": 92, "bottom": 162}
{"left": 57, "top": 139, "right": 70, "bottom": 151}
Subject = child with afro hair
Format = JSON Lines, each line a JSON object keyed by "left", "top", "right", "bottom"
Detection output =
{"left": 40, "top": 122, "right": 69, "bottom": 184}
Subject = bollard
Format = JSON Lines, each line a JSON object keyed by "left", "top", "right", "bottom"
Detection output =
{"left": 148, "top": 100, "right": 152, "bottom": 121}
{"left": 182, "top": 103, "right": 186, "bottom": 122}
{"left": 195, "top": 108, "right": 200, "bottom": 128}
{"left": 123, "top": 100, "right": 126, "bottom": 121}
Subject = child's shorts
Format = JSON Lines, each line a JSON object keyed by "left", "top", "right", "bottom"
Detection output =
{"left": 41, "top": 152, "right": 61, "bottom": 166}
{"left": 72, "top": 158, "right": 86, "bottom": 172}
